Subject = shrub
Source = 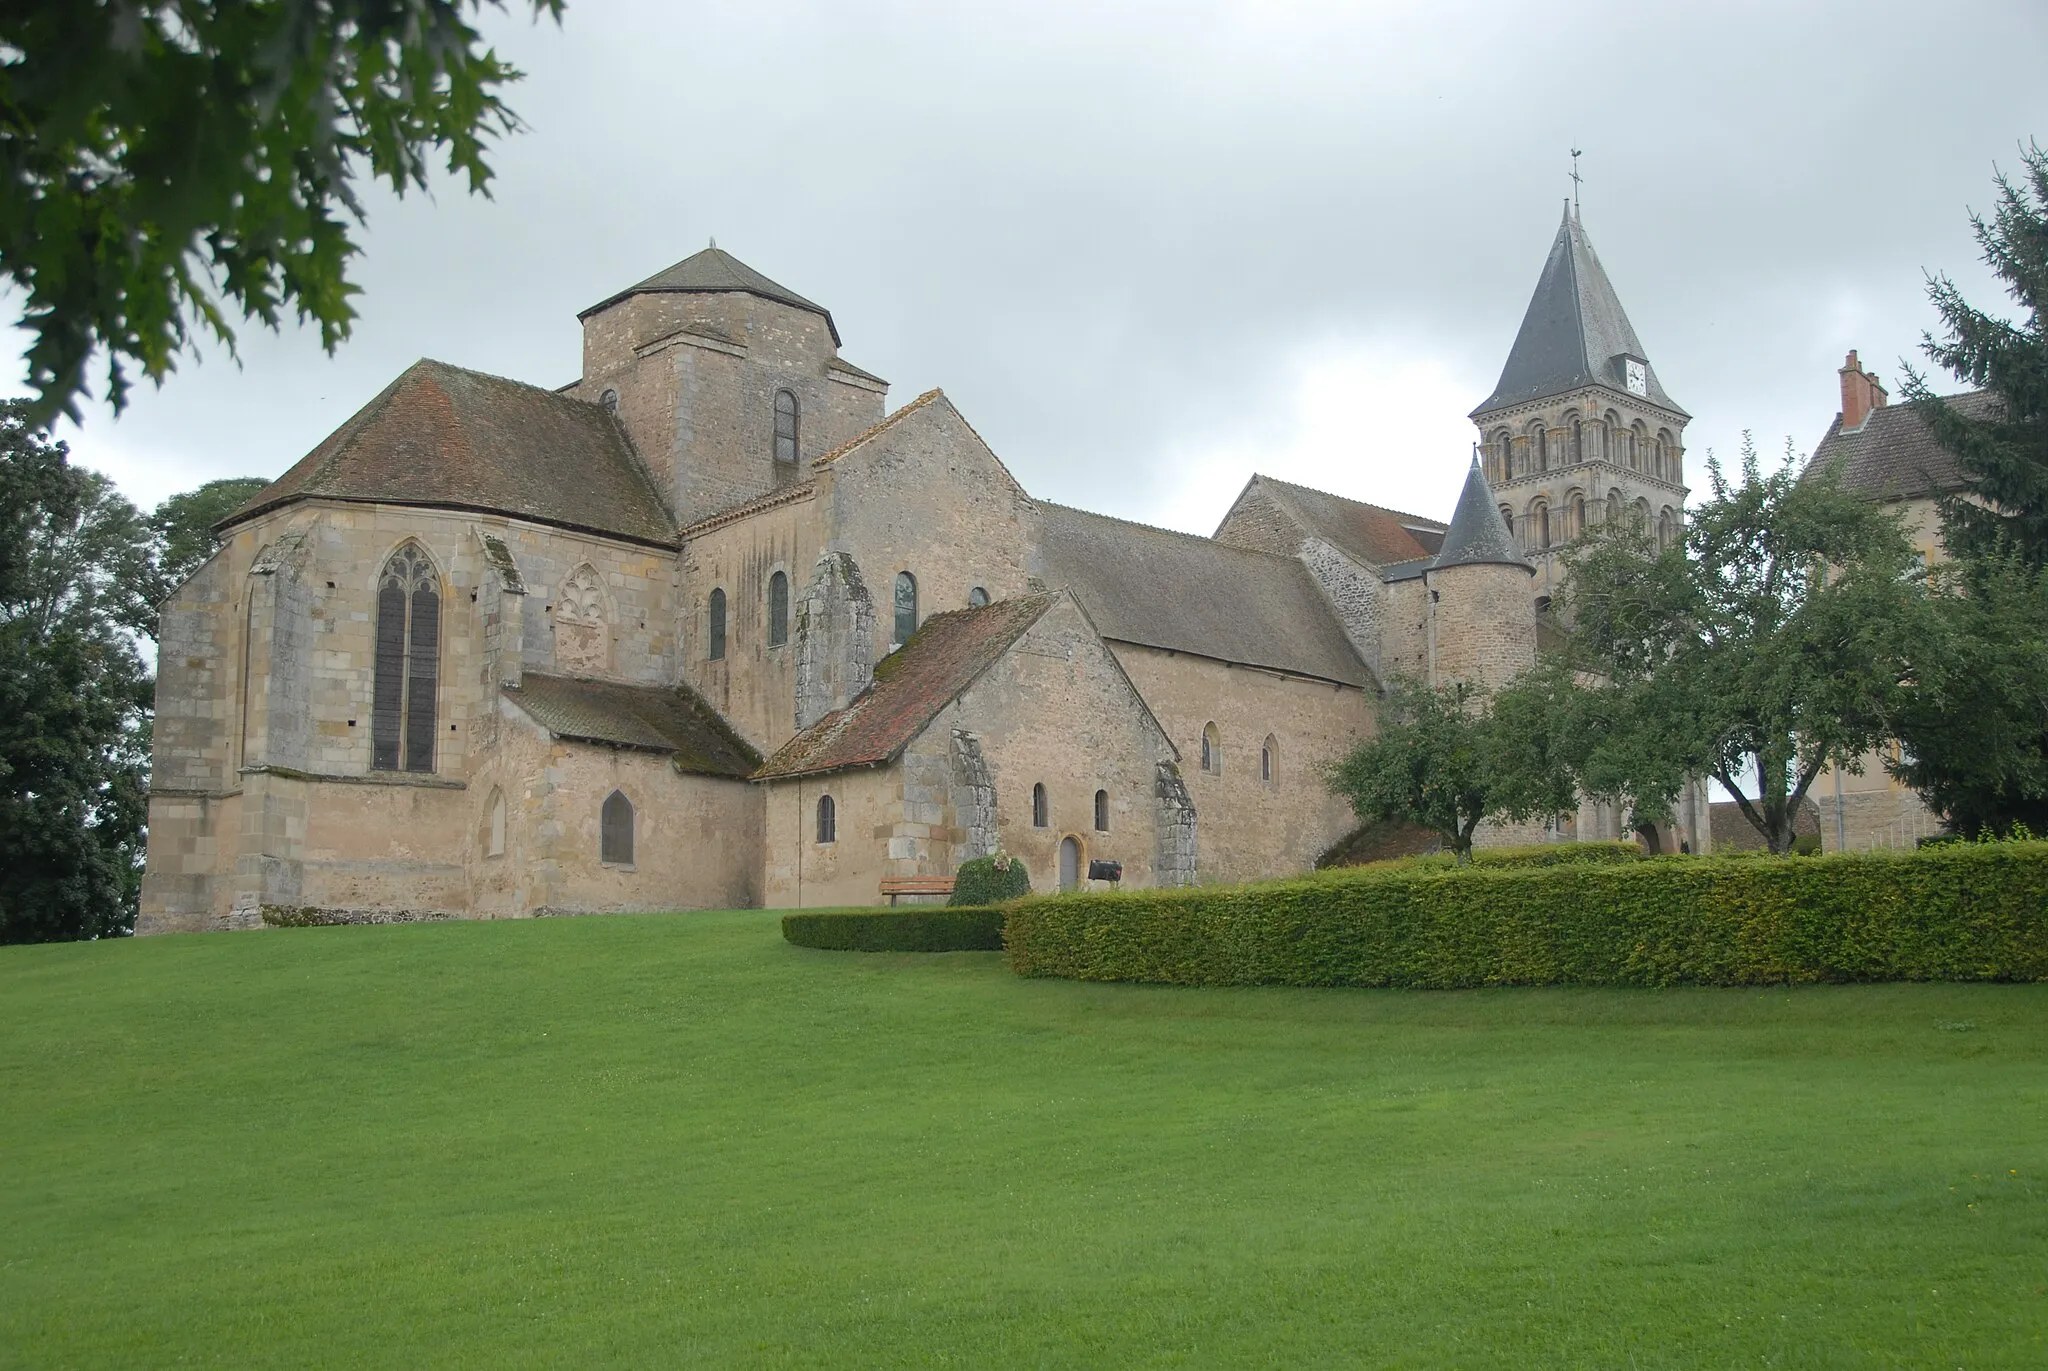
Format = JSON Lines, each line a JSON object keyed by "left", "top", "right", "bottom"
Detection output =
{"left": 782, "top": 907, "right": 1004, "bottom": 953}
{"left": 1004, "top": 842, "right": 2048, "bottom": 988}
{"left": 951, "top": 853, "right": 1031, "bottom": 907}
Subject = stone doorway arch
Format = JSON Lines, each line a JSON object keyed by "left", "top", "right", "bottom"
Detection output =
{"left": 1058, "top": 836, "right": 1081, "bottom": 891}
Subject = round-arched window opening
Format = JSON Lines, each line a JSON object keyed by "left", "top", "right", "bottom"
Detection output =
{"left": 968, "top": 586, "right": 989, "bottom": 609}
{"left": 600, "top": 388, "right": 620, "bottom": 415}
{"left": 1094, "top": 789, "right": 1109, "bottom": 832}
{"left": 816, "top": 794, "right": 836, "bottom": 844}
{"left": 1032, "top": 782, "right": 1049, "bottom": 829}
{"left": 893, "top": 571, "right": 918, "bottom": 645}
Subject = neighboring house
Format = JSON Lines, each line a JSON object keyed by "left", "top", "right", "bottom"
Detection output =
{"left": 1805, "top": 352, "right": 1999, "bottom": 849}
{"left": 140, "top": 209, "right": 1700, "bottom": 932}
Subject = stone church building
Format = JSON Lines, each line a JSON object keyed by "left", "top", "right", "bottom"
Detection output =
{"left": 139, "top": 207, "right": 1698, "bottom": 932}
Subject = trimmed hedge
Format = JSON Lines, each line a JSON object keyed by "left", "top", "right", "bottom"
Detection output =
{"left": 782, "top": 907, "right": 1005, "bottom": 953}
{"left": 1004, "top": 842, "right": 2048, "bottom": 988}
{"left": 951, "top": 853, "right": 1032, "bottom": 906}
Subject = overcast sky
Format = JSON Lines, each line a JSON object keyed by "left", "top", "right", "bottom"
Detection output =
{"left": 13, "top": 0, "right": 2047, "bottom": 533}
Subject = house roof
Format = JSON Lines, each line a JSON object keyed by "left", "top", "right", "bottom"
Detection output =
{"left": 503, "top": 673, "right": 760, "bottom": 777}
{"left": 1432, "top": 458, "right": 1531, "bottom": 572}
{"left": 1473, "top": 205, "right": 1686, "bottom": 420}
{"left": 756, "top": 593, "right": 1060, "bottom": 780}
{"left": 1807, "top": 390, "right": 2000, "bottom": 501}
{"left": 578, "top": 245, "right": 840, "bottom": 344}
{"left": 1235, "top": 475, "right": 1446, "bottom": 566}
{"left": 221, "top": 360, "right": 677, "bottom": 546}
{"left": 1036, "top": 503, "right": 1372, "bottom": 686}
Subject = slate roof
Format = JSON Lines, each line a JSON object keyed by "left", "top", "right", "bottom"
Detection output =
{"left": 756, "top": 593, "right": 1060, "bottom": 780}
{"left": 579, "top": 246, "right": 841, "bottom": 345}
{"left": 1433, "top": 458, "right": 1531, "bottom": 572}
{"left": 1474, "top": 206, "right": 1686, "bottom": 419}
{"left": 1235, "top": 475, "right": 1447, "bottom": 566}
{"left": 1036, "top": 503, "right": 1371, "bottom": 686}
{"left": 222, "top": 360, "right": 676, "bottom": 546}
{"left": 1807, "top": 390, "right": 2000, "bottom": 501}
{"left": 503, "top": 673, "right": 760, "bottom": 777}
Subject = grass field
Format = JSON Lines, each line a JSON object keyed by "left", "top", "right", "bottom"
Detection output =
{"left": 3, "top": 911, "right": 2044, "bottom": 1368}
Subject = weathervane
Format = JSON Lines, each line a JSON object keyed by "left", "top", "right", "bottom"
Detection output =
{"left": 1569, "top": 148, "right": 1583, "bottom": 218}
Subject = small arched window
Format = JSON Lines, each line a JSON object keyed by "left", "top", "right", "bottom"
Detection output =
{"left": 1634, "top": 498, "right": 1651, "bottom": 532}
{"left": 1528, "top": 421, "right": 1548, "bottom": 473}
{"left": 1500, "top": 505, "right": 1515, "bottom": 537}
{"left": 1094, "top": 789, "right": 1109, "bottom": 832}
{"left": 893, "top": 571, "right": 918, "bottom": 645}
{"left": 1533, "top": 501, "right": 1551, "bottom": 550}
{"left": 372, "top": 542, "right": 439, "bottom": 773}
{"left": 1032, "top": 782, "right": 1049, "bottom": 829}
{"left": 967, "top": 586, "right": 989, "bottom": 609}
{"left": 601, "top": 790, "right": 634, "bottom": 865}
{"left": 1567, "top": 412, "right": 1583, "bottom": 463}
{"left": 774, "top": 389, "right": 799, "bottom": 467}
{"left": 768, "top": 571, "right": 789, "bottom": 647}
{"left": 816, "top": 794, "right": 836, "bottom": 844}
{"left": 1571, "top": 494, "right": 1586, "bottom": 538}
{"left": 1657, "top": 429, "right": 1677, "bottom": 482}
{"left": 708, "top": 588, "right": 727, "bottom": 661}
{"left": 1495, "top": 430, "right": 1513, "bottom": 482}
{"left": 482, "top": 787, "right": 506, "bottom": 857}
{"left": 1603, "top": 412, "right": 1621, "bottom": 463}
{"left": 1657, "top": 507, "right": 1678, "bottom": 550}
{"left": 1261, "top": 735, "right": 1277, "bottom": 783}
{"left": 1201, "top": 723, "right": 1221, "bottom": 775}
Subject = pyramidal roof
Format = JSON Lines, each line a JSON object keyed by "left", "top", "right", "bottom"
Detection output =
{"left": 1472, "top": 206, "right": 1685, "bottom": 420}
{"left": 579, "top": 245, "right": 839, "bottom": 344}
{"left": 1432, "top": 458, "right": 1530, "bottom": 573}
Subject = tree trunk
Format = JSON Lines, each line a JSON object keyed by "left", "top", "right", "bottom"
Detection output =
{"left": 1633, "top": 820, "right": 1663, "bottom": 855}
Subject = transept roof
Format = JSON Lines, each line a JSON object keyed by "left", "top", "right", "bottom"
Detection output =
{"left": 1473, "top": 206, "right": 1685, "bottom": 420}
{"left": 220, "top": 359, "right": 677, "bottom": 546}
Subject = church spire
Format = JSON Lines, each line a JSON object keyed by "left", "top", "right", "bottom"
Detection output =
{"left": 1470, "top": 206, "right": 1685, "bottom": 420}
{"left": 1433, "top": 457, "right": 1528, "bottom": 572}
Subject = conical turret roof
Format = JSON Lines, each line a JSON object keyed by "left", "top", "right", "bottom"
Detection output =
{"left": 579, "top": 245, "right": 839, "bottom": 343}
{"left": 1472, "top": 206, "right": 1684, "bottom": 419}
{"left": 1432, "top": 458, "right": 1530, "bottom": 573}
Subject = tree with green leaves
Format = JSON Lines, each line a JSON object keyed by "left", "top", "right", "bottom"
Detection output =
{"left": 0, "top": 402, "right": 155, "bottom": 942}
{"left": 1556, "top": 438, "right": 1928, "bottom": 854}
{"left": 2, "top": 1, "right": 564, "bottom": 426}
{"left": 149, "top": 476, "right": 270, "bottom": 607}
{"left": 1326, "top": 674, "right": 1576, "bottom": 863}
{"left": 1907, "top": 139, "right": 2048, "bottom": 568}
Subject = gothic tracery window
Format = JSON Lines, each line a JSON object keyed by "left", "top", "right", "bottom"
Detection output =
{"left": 553, "top": 563, "right": 609, "bottom": 675}
{"left": 372, "top": 542, "right": 440, "bottom": 773}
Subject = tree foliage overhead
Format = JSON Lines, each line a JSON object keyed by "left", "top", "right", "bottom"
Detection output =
{"left": 0, "top": 402, "right": 154, "bottom": 942}
{"left": 1909, "top": 139, "right": 2048, "bottom": 567}
{"left": 1326, "top": 674, "right": 1575, "bottom": 863}
{"left": 150, "top": 476, "right": 268, "bottom": 607}
{"left": 1, "top": 0, "right": 564, "bottom": 426}
{"left": 1556, "top": 438, "right": 1928, "bottom": 855}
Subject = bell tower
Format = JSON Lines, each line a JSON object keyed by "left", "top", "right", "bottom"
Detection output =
{"left": 1470, "top": 205, "right": 1689, "bottom": 604}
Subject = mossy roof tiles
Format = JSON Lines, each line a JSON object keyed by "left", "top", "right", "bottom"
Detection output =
{"left": 503, "top": 673, "right": 760, "bottom": 776}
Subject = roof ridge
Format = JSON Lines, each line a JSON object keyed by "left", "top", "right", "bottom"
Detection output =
{"left": 1039, "top": 500, "right": 1311, "bottom": 568}
{"left": 1252, "top": 473, "right": 1447, "bottom": 529}
{"left": 679, "top": 480, "right": 816, "bottom": 538}
{"left": 811, "top": 388, "right": 945, "bottom": 467}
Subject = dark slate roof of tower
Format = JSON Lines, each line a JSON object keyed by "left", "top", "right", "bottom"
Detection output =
{"left": 579, "top": 246, "right": 840, "bottom": 344}
{"left": 219, "top": 360, "right": 677, "bottom": 546}
{"left": 1473, "top": 206, "right": 1685, "bottom": 419}
{"left": 1432, "top": 458, "right": 1531, "bottom": 572}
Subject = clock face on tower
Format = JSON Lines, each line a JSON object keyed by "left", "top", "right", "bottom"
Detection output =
{"left": 1625, "top": 358, "right": 1648, "bottom": 397}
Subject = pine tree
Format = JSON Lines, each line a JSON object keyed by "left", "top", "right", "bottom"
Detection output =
{"left": 1909, "top": 140, "right": 2048, "bottom": 566}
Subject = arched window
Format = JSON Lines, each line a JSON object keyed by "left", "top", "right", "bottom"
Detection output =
{"left": 1567, "top": 412, "right": 1583, "bottom": 463}
{"left": 768, "top": 571, "right": 789, "bottom": 647}
{"left": 1571, "top": 493, "right": 1586, "bottom": 538}
{"left": 1532, "top": 500, "right": 1551, "bottom": 550}
{"left": 1607, "top": 489, "right": 1622, "bottom": 523}
{"left": 1494, "top": 431, "right": 1513, "bottom": 483}
{"left": 816, "top": 794, "right": 836, "bottom": 844}
{"left": 1604, "top": 411, "right": 1621, "bottom": 463}
{"left": 372, "top": 542, "right": 439, "bottom": 773}
{"left": 773, "top": 389, "right": 799, "bottom": 468}
{"left": 482, "top": 787, "right": 505, "bottom": 857}
{"left": 893, "top": 571, "right": 918, "bottom": 645}
{"left": 1032, "top": 782, "right": 1049, "bottom": 829}
{"left": 1657, "top": 429, "right": 1677, "bottom": 483}
{"left": 1261, "top": 735, "right": 1277, "bottom": 783}
{"left": 1500, "top": 505, "right": 1515, "bottom": 538}
{"left": 1528, "top": 421, "right": 1548, "bottom": 473}
{"left": 1634, "top": 497, "right": 1651, "bottom": 532}
{"left": 1201, "top": 723, "right": 1221, "bottom": 775}
{"left": 600, "top": 790, "right": 634, "bottom": 865}
{"left": 967, "top": 586, "right": 989, "bottom": 609}
{"left": 1094, "top": 789, "right": 1109, "bottom": 832}
{"left": 1630, "top": 421, "right": 1647, "bottom": 471}
{"left": 708, "top": 587, "right": 727, "bottom": 661}
{"left": 1657, "top": 507, "right": 1678, "bottom": 550}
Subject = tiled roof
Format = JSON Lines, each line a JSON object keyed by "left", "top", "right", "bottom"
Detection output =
{"left": 1036, "top": 503, "right": 1371, "bottom": 686}
{"left": 1807, "top": 390, "right": 2000, "bottom": 501}
{"left": 756, "top": 594, "right": 1059, "bottom": 780}
{"left": 1433, "top": 458, "right": 1531, "bottom": 571}
{"left": 679, "top": 481, "right": 816, "bottom": 539}
{"left": 222, "top": 360, "right": 677, "bottom": 546}
{"left": 503, "top": 673, "right": 760, "bottom": 777}
{"left": 1241, "top": 475, "right": 1445, "bottom": 566}
{"left": 579, "top": 246, "right": 841, "bottom": 345}
{"left": 1474, "top": 205, "right": 1686, "bottom": 419}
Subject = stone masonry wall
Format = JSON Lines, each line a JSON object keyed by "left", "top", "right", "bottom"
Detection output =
{"left": 1425, "top": 561, "right": 1537, "bottom": 692}
{"left": 793, "top": 550, "right": 876, "bottom": 730}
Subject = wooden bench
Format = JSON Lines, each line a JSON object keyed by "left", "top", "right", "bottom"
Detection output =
{"left": 879, "top": 875, "right": 956, "bottom": 906}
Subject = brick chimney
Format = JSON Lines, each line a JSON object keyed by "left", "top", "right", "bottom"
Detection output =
{"left": 1839, "top": 349, "right": 1889, "bottom": 432}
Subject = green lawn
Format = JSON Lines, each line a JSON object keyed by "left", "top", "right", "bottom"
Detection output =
{"left": 3, "top": 913, "right": 2044, "bottom": 1368}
